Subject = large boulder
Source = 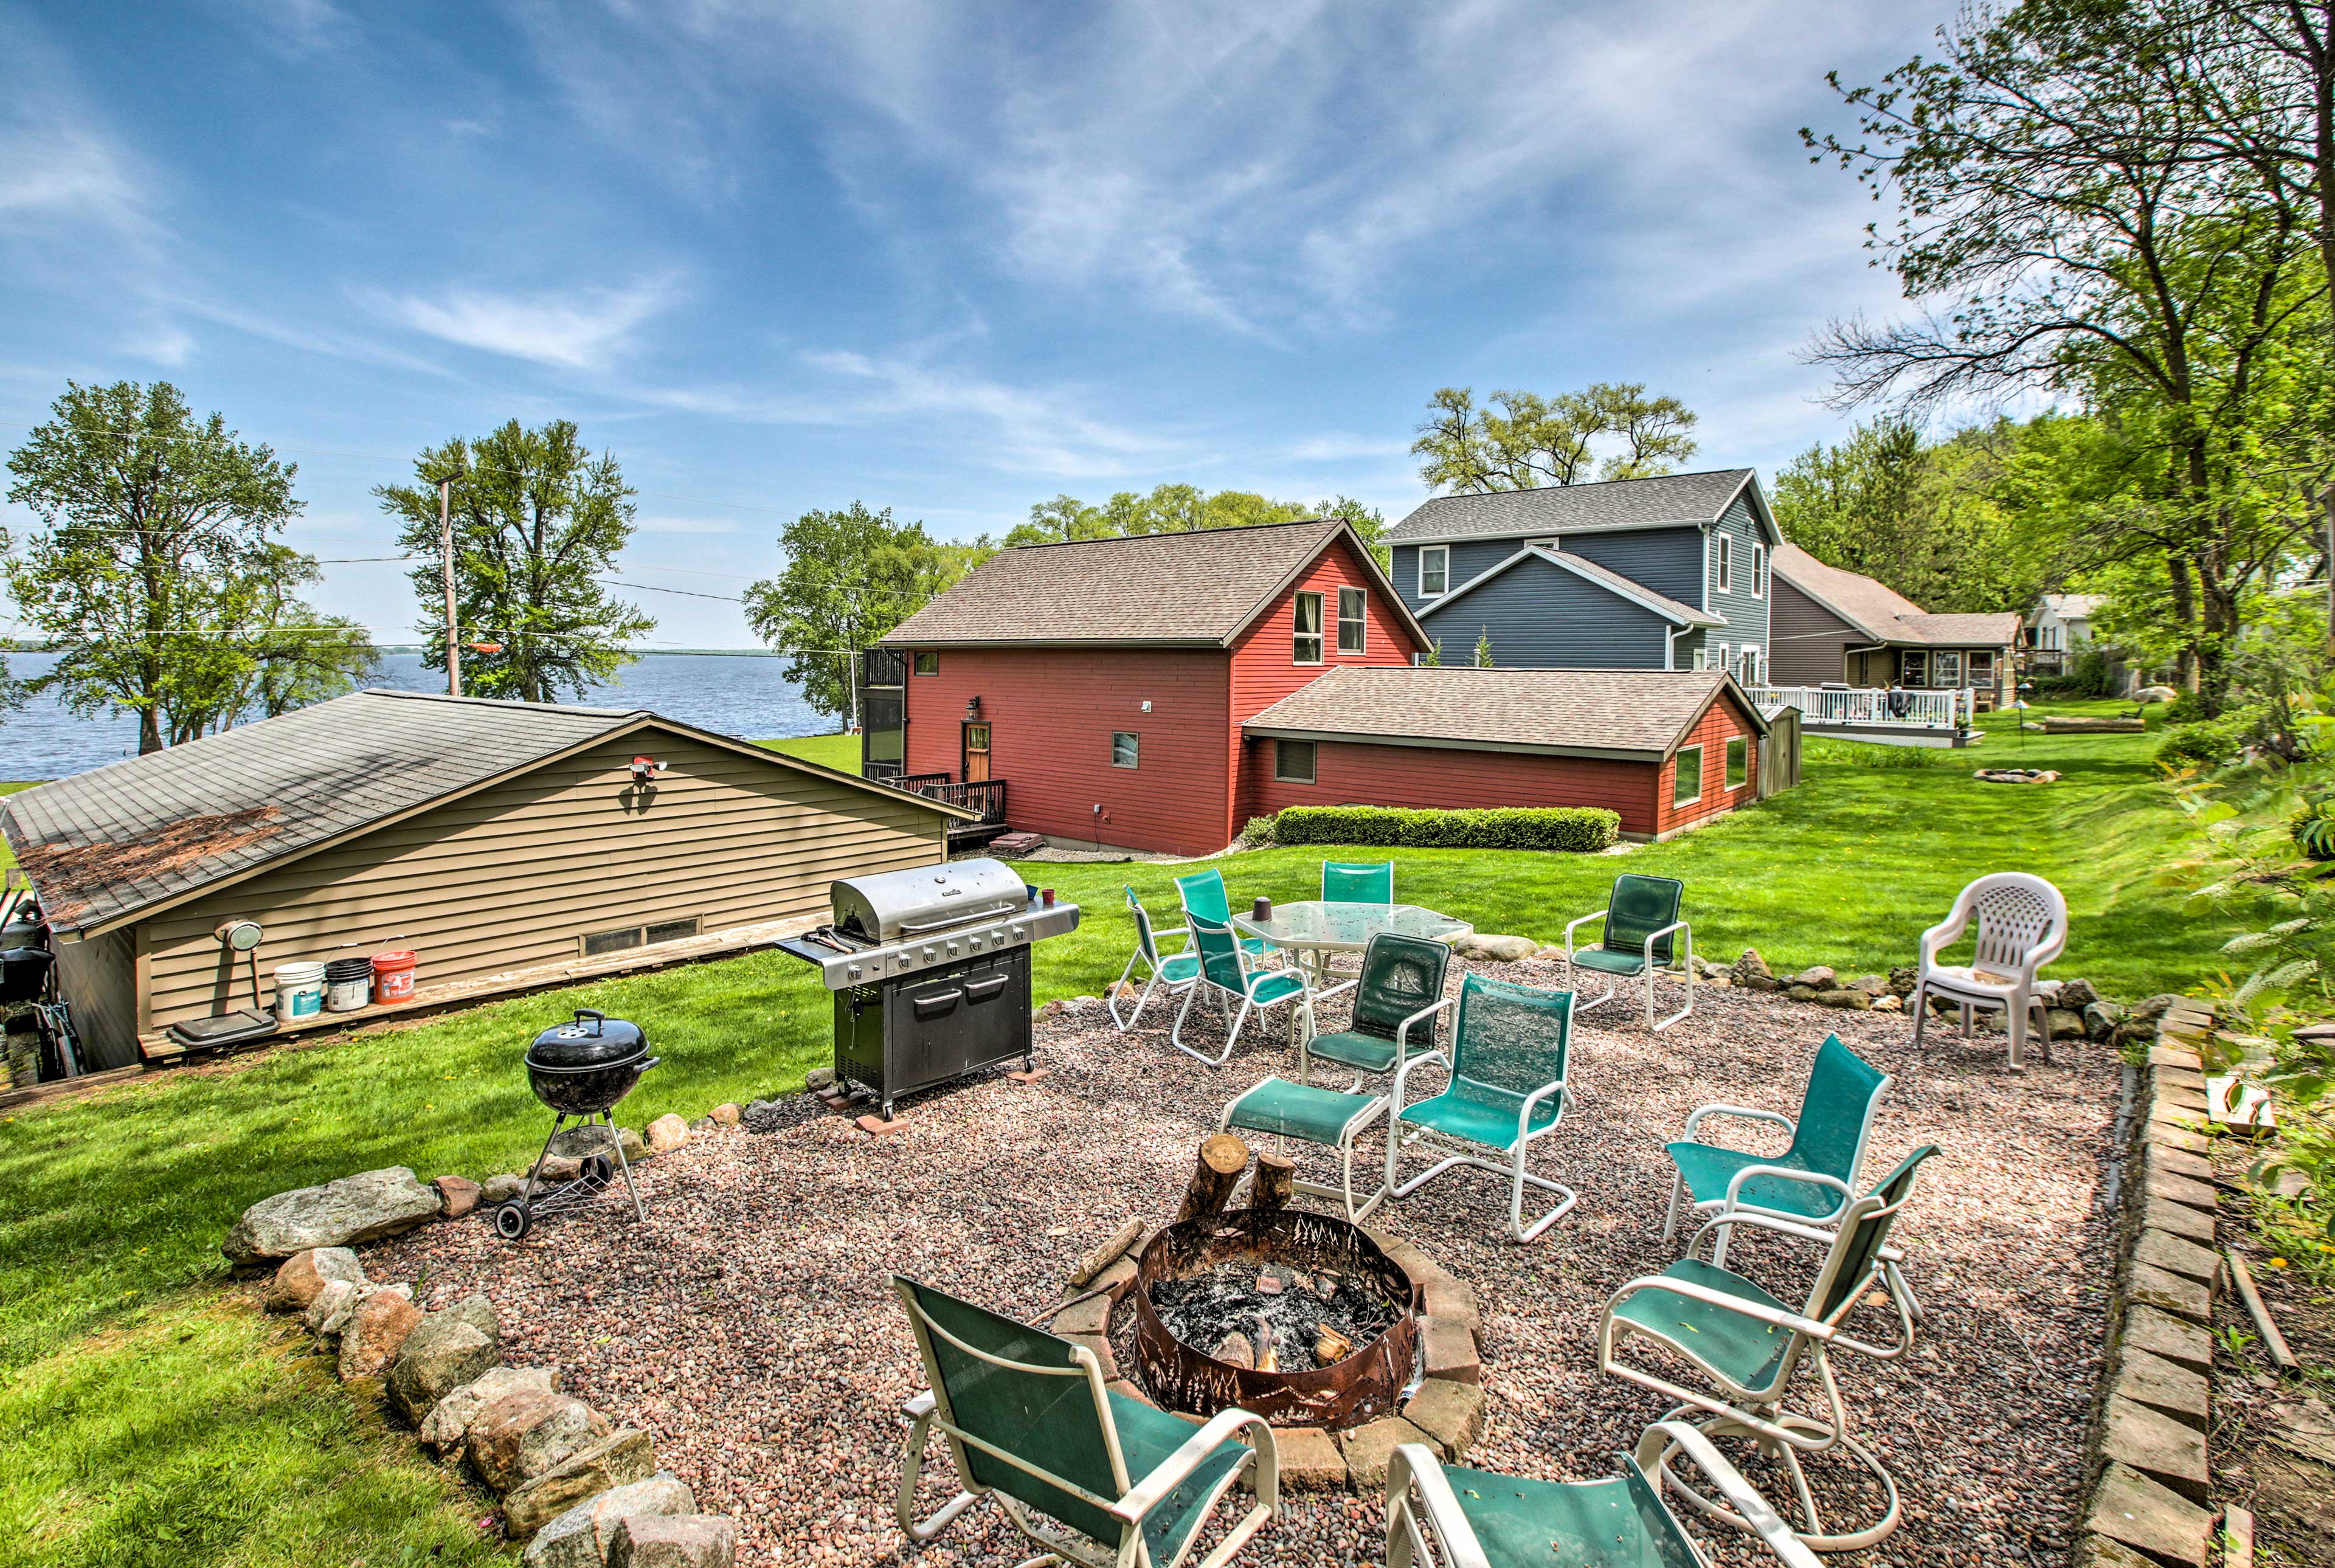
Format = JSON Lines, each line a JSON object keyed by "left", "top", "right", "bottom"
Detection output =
{"left": 2086, "top": 1001, "right": 2127, "bottom": 1041}
{"left": 2058, "top": 978, "right": 2102, "bottom": 1010}
{"left": 432, "top": 1176, "right": 483, "bottom": 1219}
{"left": 223, "top": 1167, "right": 442, "bottom": 1265}
{"left": 1731, "top": 948, "right": 1772, "bottom": 983}
{"left": 504, "top": 1429, "right": 657, "bottom": 1542}
{"left": 2047, "top": 1007, "right": 2088, "bottom": 1041}
{"left": 265, "top": 1246, "right": 366, "bottom": 1313}
{"left": 1887, "top": 965, "right": 1919, "bottom": 997}
{"left": 607, "top": 1514, "right": 736, "bottom": 1568}
{"left": 387, "top": 1294, "right": 502, "bottom": 1422}
{"left": 523, "top": 1473, "right": 697, "bottom": 1568}
{"left": 1811, "top": 989, "right": 1873, "bottom": 1011}
{"left": 1787, "top": 965, "right": 1837, "bottom": 990}
{"left": 482, "top": 1173, "right": 528, "bottom": 1204}
{"left": 420, "top": 1365, "right": 560, "bottom": 1457}
{"left": 645, "top": 1114, "right": 688, "bottom": 1154}
{"left": 468, "top": 1389, "right": 610, "bottom": 1495}
{"left": 1451, "top": 933, "right": 1539, "bottom": 963}
{"left": 338, "top": 1288, "right": 423, "bottom": 1381}
{"left": 303, "top": 1279, "right": 363, "bottom": 1343}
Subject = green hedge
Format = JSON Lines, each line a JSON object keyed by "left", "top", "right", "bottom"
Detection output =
{"left": 1268, "top": 804, "right": 1620, "bottom": 853}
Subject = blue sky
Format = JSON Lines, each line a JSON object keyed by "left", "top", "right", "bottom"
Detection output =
{"left": 0, "top": 1, "right": 1940, "bottom": 648}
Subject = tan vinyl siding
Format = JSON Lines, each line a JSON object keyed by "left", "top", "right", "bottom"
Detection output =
{"left": 140, "top": 731, "right": 945, "bottom": 1029}
{"left": 52, "top": 925, "right": 139, "bottom": 1069}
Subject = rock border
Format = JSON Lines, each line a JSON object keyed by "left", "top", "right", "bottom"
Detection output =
{"left": 1053, "top": 1217, "right": 1484, "bottom": 1491}
{"left": 2072, "top": 999, "right": 2223, "bottom": 1568}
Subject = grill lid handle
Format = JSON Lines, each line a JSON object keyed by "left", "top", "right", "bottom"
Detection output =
{"left": 573, "top": 1009, "right": 606, "bottom": 1033}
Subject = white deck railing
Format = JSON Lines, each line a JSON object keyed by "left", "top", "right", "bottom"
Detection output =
{"left": 1746, "top": 685, "right": 1973, "bottom": 730}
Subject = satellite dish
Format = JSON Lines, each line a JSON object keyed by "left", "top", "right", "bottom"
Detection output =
{"left": 215, "top": 919, "right": 265, "bottom": 952}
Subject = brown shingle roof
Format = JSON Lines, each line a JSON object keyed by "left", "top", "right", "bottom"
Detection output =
{"left": 1770, "top": 544, "right": 2016, "bottom": 648}
{"left": 879, "top": 519, "right": 1423, "bottom": 648}
{"left": 1241, "top": 666, "right": 1759, "bottom": 759}
{"left": 1386, "top": 469, "right": 1765, "bottom": 542}
{"left": 0, "top": 688, "right": 956, "bottom": 934}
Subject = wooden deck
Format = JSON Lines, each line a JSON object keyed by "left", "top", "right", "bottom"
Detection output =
{"left": 133, "top": 913, "right": 823, "bottom": 1067}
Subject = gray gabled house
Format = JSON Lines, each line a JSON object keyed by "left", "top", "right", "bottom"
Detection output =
{"left": 1384, "top": 469, "right": 1784, "bottom": 682}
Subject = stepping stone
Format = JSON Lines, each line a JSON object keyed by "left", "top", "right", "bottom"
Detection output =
{"left": 2084, "top": 1460, "right": 2212, "bottom": 1567}
{"left": 2139, "top": 1194, "right": 2216, "bottom": 1246}
{"left": 2123, "top": 1262, "right": 2211, "bottom": 1325}
{"left": 2122, "top": 1303, "right": 2212, "bottom": 1375}
{"left": 1265, "top": 1426, "right": 1347, "bottom": 1491}
{"left": 1338, "top": 1415, "right": 1434, "bottom": 1490}
{"left": 854, "top": 1114, "right": 908, "bottom": 1136}
{"left": 2134, "top": 1228, "right": 2218, "bottom": 1285}
{"left": 2113, "top": 1347, "right": 2208, "bottom": 1429}
{"left": 2099, "top": 1396, "right": 2208, "bottom": 1502}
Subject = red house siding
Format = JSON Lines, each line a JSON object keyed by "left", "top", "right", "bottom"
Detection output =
{"left": 898, "top": 647, "right": 1234, "bottom": 857}
{"left": 1242, "top": 737, "right": 1664, "bottom": 837}
{"left": 1226, "top": 540, "right": 1425, "bottom": 843}
{"left": 1658, "top": 695, "right": 1761, "bottom": 834}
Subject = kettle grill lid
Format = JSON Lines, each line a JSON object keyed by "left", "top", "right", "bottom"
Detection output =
{"left": 527, "top": 1009, "right": 648, "bottom": 1068}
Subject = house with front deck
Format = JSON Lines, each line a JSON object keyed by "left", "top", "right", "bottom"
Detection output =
{"left": 1767, "top": 544, "right": 2021, "bottom": 707}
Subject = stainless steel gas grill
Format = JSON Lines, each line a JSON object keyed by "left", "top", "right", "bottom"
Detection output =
{"left": 773, "top": 858, "right": 1081, "bottom": 1117}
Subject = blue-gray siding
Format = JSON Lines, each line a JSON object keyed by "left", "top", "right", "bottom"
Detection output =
{"left": 1393, "top": 538, "right": 1515, "bottom": 617}
{"left": 1562, "top": 527, "right": 1703, "bottom": 608}
{"left": 1417, "top": 555, "right": 1673, "bottom": 668}
{"left": 1697, "top": 492, "right": 1772, "bottom": 672}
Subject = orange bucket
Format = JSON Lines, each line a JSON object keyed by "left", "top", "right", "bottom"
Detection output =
{"left": 371, "top": 950, "right": 418, "bottom": 1004}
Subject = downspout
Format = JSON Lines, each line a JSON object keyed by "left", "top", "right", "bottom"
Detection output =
{"left": 1665, "top": 625, "right": 1682, "bottom": 671}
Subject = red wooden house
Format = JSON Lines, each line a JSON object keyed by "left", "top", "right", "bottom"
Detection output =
{"left": 871, "top": 519, "right": 1774, "bottom": 855}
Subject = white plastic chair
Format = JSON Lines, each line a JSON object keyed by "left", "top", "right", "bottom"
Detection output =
{"left": 1911, "top": 872, "right": 2066, "bottom": 1069}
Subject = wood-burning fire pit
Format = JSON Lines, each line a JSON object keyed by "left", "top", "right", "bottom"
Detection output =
{"left": 1129, "top": 1207, "right": 1418, "bottom": 1430}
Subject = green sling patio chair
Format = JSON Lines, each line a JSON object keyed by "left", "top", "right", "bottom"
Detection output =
{"left": 1597, "top": 1145, "right": 1938, "bottom": 1553}
{"left": 891, "top": 1276, "right": 1281, "bottom": 1568}
{"left": 1563, "top": 874, "right": 1692, "bottom": 1032}
{"left": 1322, "top": 860, "right": 1394, "bottom": 903}
{"left": 1174, "top": 868, "right": 1275, "bottom": 961}
{"left": 1385, "top": 972, "right": 1579, "bottom": 1243}
{"left": 1301, "top": 931, "right": 1452, "bottom": 1093}
{"left": 1220, "top": 1074, "right": 1392, "bottom": 1221}
{"left": 1661, "top": 1034, "right": 1889, "bottom": 1270}
{"left": 1170, "top": 913, "right": 1314, "bottom": 1067}
{"left": 1383, "top": 1421, "right": 1821, "bottom": 1568}
{"left": 1111, "top": 887, "right": 1200, "bottom": 1033}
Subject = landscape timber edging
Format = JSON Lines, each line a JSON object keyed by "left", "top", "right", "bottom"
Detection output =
{"left": 1056, "top": 1218, "right": 1484, "bottom": 1492}
{"left": 2072, "top": 1001, "right": 2223, "bottom": 1568}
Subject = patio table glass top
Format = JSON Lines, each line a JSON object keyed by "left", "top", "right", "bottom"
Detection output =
{"left": 1231, "top": 900, "right": 1473, "bottom": 955}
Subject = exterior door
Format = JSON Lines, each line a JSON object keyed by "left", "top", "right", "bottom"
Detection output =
{"left": 963, "top": 722, "right": 992, "bottom": 782}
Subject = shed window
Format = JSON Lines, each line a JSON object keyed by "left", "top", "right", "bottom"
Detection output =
{"left": 1112, "top": 731, "right": 1140, "bottom": 768}
{"left": 1725, "top": 737, "right": 1748, "bottom": 790}
{"left": 1752, "top": 542, "right": 1767, "bottom": 598}
{"left": 646, "top": 916, "right": 701, "bottom": 945}
{"left": 1672, "top": 745, "right": 1704, "bottom": 808}
{"left": 1419, "top": 547, "right": 1448, "bottom": 597}
{"left": 1337, "top": 587, "right": 1366, "bottom": 654}
{"left": 913, "top": 651, "right": 939, "bottom": 675}
{"left": 581, "top": 926, "right": 645, "bottom": 957}
{"left": 1293, "top": 592, "right": 1324, "bottom": 664}
{"left": 1275, "top": 739, "right": 1316, "bottom": 783}
{"left": 583, "top": 917, "right": 701, "bottom": 958}
{"left": 1711, "top": 534, "right": 1732, "bottom": 593}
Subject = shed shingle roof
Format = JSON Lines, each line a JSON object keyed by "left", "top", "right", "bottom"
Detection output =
{"left": 1385, "top": 469, "right": 1759, "bottom": 543}
{"left": 880, "top": 519, "right": 1420, "bottom": 648}
{"left": 1240, "top": 666, "right": 1757, "bottom": 759}
{"left": 0, "top": 688, "right": 951, "bottom": 934}
{"left": 1769, "top": 544, "right": 2018, "bottom": 648}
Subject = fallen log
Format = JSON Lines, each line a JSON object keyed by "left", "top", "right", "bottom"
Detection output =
{"left": 1177, "top": 1133, "right": 1251, "bottom": 1224}
{"left": 1068, "top": 1217, "right": 1148, "bottom": 1288}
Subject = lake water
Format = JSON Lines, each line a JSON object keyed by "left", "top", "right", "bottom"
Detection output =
{"left": 0, "top": 651, "right": 831, "bottom": 780}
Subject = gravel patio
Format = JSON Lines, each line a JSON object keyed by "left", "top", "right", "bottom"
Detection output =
{"left": 374, "top": 961, "right": 2122, "bottom": 1568}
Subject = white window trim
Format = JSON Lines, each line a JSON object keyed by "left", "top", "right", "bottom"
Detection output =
{"left": 1737, "top": 644, "right": 1762, "bottom": 685}
{"left": 1336, "top": 586, "right": 1367, "bottom": 655}
{"left": 1712, "top": 533, "right": 1732, "bottom": 594}
{"left": 1724, "top": 736, "right": 1748, "bottom": 792}
{"left": 1751, "top": 542, "right": 1766, "bottom": 598}
{"left": 1293, "top": 590, "right": 1324, "bottom": 665}
{"left": 1673, "top": 745, "right": 1704, "bottom": 809}
{"left": 1417, "top": 545, "right": 1448, "bottom": 599}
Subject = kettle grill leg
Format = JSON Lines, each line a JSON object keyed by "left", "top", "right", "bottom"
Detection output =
{"left": 601, "top": 1109, "right": 647, "bottom": 1223}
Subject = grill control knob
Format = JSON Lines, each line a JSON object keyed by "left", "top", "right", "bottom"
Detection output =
{"left": 921, "top": 945, "right": 936, "bottom": 962}
{"left": 847, "top": 963, "right": 862, "bottom": 981}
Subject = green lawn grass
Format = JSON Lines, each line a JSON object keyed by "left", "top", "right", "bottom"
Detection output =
{"left": 757, "top": 732, "right": 861, "bottom": 773}
{"left": 0, "top": 696, "right": 2261, "bottom": 1561}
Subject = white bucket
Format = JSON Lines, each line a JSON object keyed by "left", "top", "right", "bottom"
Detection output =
{"left": 273, "top": 961, "right": 328, "bottom": 1023}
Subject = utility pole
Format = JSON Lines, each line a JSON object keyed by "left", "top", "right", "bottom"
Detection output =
{"left": 438, "top": 474, "right": 461, "bottom": 697}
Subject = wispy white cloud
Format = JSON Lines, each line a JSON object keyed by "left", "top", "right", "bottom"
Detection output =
{"left": 229, "top": 0, "right": 350, "bottom": 58}
{"left": 637, "top": 515, "right": 740, "bottom": 535}
{"left": 1289, "top": 432, "right": 1408, "bottom": 463}
{"left": 362, "top": 273, "right": 688, "bottom": 370}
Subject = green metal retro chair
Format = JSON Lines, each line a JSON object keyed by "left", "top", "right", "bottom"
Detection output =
{"left": 1661, "top": 1034, "right": 1889, "bottom": 1269}
{"left": 891, "top": 1276, "right": 1280, "bottom": 1568}
{"left": 1385, "top": 972, "right": 1579, "bottom": 1243}
{"left": 1383, "top": 1421, "right": 1821, "bottom": 1568}
{"left": 1563, "top": 874, "right": 1692, "bottom": 1032}
{"left": 1301, "top": 931, "right": 1453, "bottom": 1092}
{"left": 1111, "top": 887, "right": 1200, "bottom": 1033}
{"left": 1597, "top": 1147, "right": 1938, "bottom": 1553}
{"left": 1323, "top": 860, "right": 1394, "bottom": 904}
{"left": 1174, "top": 868, "right": 1275, "bottom": 961}
{"left": 1170, "top": 914, "right": 1314, "bottom": 1067}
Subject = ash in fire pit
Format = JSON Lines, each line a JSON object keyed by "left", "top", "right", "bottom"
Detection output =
{"left": 1149, "top": 1256, "right": 1403, "bottom": 1375}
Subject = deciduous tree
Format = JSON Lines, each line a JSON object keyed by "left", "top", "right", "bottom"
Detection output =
{"left": 1411, "top": 383, "right": 1698, "bottom": 494}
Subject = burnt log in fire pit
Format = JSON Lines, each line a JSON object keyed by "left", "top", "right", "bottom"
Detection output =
{"left": 1130, "top": 1206, "right": 1418, "bottom": 1430}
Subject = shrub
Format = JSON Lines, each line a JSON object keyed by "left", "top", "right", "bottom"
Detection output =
{"left": 1802, "top": 737, "right": 1956, "bottom": 770}
{"left": 2293, "top": 798, "right": 2335, "bottom": 861}
{"left": 1237, "top": 814, "right": 1279, "bottom": 848}
{"left": 2032, "top": 648, "right": 2118, "bottom": 700}
{"left": 2157, "top": 708, "right": 2264, "bottom": 770}
{"left": 1268, "top": 804, "right": 1620, "bottom": 853}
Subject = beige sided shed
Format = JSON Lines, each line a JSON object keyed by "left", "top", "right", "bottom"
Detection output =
{"left": 0, "top": 689, "right": 970, "bottom": 1068}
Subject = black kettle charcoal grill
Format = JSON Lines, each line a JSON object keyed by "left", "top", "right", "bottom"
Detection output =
{"left": 774, "top": 858, "right": 1081, "bottom": 1118}
{"left": 495, "top": 1009, "right": 660, "bottom": 1240}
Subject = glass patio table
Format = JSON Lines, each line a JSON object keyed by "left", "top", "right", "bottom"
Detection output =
{"left": 1231, "top": 900, "right": 1473, "bottom": 988}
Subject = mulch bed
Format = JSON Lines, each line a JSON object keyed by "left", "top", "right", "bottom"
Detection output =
{"left": 372, "top": 964, "right": 2120, "bottom": 1567}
